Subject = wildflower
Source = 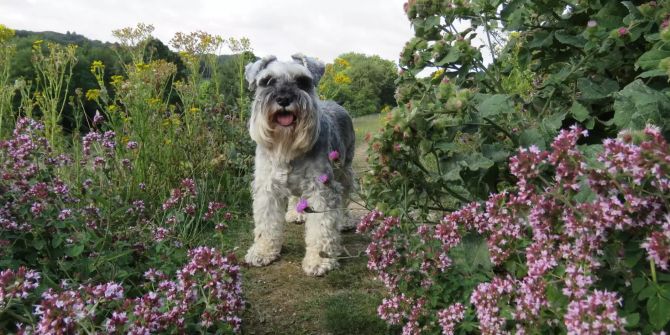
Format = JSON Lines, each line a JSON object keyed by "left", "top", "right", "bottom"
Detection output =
{"left": 204, "top": 202, "right": 226, "bottom": 220}
{"left": 126, "top": 141, "right": 138, "bottom": 150}
{"left": 563, "top": 290, "right": 625, "bottom": 334}
{"left": 317, "top": 173, "right": 329, "bottom": 184}
{"left": 437, "top": 303, "right": 465, "bottom": 335}
{"left": 617, "top": 27, "right": 629, "bottom": 37}
{"left": 86, "top": 90, "right": 101, "bottom": 102}
{"left": 296, "top": 198, "right": 309, "bottom": 213}
{"left": 328, "top": 150, "right": 340, "bottom": 161}
{"left": 0, "top": 267, "right": 40, "bottom": 306}
{"left": 57, "top": 209, "right": 72, "bottom": 220}
{"left": 587, "top": 20, "right": 597, "bottom": 28}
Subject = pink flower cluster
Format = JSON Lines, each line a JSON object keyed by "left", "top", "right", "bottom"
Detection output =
{"left": 0, "top": 267, "right": 40, "bottom": 309}
{"left": 358, "top": 125, "right": 670, "bottom": 333}
{"left": 15, "top": 247, "right": 243, "bottom": 334}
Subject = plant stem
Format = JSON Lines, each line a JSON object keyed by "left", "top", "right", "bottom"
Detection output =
{"left": 650, "top": 258, "right": 657, "bottom": 283}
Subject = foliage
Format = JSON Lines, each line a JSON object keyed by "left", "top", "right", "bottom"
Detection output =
{"left": 0, "top": 118, "right": 244, "bottom": 333}
{"left": 319, "top": 53, "right": 397, "bottom": 117}
{"left": 0, "top": 24, "right": 255, "bottom": 333}
{"left": 364, "top": 0, "right": 670, "bottom": 216}
{"left": 359, "top": 125, "right": 670, "bottom": 334}
{"left": 0, "top": 24, "right": 16, "bottom": 137}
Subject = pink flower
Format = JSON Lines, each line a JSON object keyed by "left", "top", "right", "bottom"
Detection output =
{"left": 617, "top": 27, "right": 629, "bottom": 36}
{"left": 328, "top": 150, "right": 340, "bottom": 161}
{"left": 317, "top": 174, "right": 329, "bottom": 184}
{"left": 296, "top": 198, "right": 309, "bottom": 213}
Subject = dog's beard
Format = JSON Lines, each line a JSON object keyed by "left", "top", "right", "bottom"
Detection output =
{"left": 249, "top": 91, "right": 320, "bottom": 162}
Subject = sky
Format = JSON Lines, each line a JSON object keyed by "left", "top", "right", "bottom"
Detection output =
{"left": 0, "top": 0, "right": 414, "bottom": 64}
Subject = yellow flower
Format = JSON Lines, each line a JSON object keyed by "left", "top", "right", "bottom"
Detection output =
{"left": 189, "top": 107, "right": 199, "bottom": 114}
{"left": 335, "top": 58, "right": 350, "bottom": 68}
{"left": 146, "top": 98, "right": 162, "bottom": 109}
{"left": 110, "top": 75, "right": 125, "bottom": 86}
{"left": 85, "top": 89, "right": 100, "bottom": 101}
{"left": 431, "top": 69, "right": 445, "bottom": 81}
{"left": 90, "top": 60, "right": 105, "bottom": 72}
{"left": 334, "top": 73, "right": 352, "bottom": 85}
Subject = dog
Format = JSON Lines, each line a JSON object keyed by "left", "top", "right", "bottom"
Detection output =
{"left": 243, "top": 54, "right": 355, "bottom": 276}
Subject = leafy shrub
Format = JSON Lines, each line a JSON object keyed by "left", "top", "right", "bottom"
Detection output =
{"left": 364, "top": 0, "right": 670, "bottom": 215}
{"left": 0, "top": 118, "right": 244, "bottom": 333}
{"left": 0, "top": 24, "right": 253, "bottom": 333}
{"left": 358, "top": 125, "right": 670, "bottom": 333}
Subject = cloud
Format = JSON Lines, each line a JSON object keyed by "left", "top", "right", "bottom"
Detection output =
{"left": 0, "top": 0, "right": 413, "bottom": 63}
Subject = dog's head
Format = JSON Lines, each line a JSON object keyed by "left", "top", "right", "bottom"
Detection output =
{"left": 245, "top": 54, "right": 325, "bottom": 160}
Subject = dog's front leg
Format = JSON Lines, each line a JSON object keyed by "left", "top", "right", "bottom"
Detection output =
{"left": 245, "top": 180, "right": 287, "bottom": 267}
{"left": 303, "top": 186, "right": 342, "bottom": 276}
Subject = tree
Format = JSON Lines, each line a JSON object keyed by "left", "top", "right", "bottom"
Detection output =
{"left": 319, "top": 53, "right": 397, "bottom": 117}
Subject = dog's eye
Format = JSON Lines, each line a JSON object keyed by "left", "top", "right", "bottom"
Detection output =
{"left": 259, "top": 76, "right": 275, "bottom": 87}
{"left": 296, "top": 76, "right": 312, "bottom": 90}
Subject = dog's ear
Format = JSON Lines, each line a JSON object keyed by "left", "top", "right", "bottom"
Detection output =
{"left": 244, "top": 55, "right": 277, "bottom": 91}
{"left": 291, "top": 53, "right": 325, "bottom": 87}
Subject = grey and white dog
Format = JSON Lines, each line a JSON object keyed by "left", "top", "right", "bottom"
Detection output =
{"left": 243, "top": 54, "right": 355, "bottom": 276}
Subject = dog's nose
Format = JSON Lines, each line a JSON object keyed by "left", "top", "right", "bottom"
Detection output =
{"left": 276, "top": 96, "right": 292, "bottom": 107}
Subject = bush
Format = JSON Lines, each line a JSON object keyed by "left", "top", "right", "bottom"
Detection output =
{"left": 358, "top": 125, "right": 670, "bottom": 333}
{"left": 0, "top": 24, "right": 254, "bottom": 333}
{"left": 364, "top": 0, "right": 670, "bottom": 216}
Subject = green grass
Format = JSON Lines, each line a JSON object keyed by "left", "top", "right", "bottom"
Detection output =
{"left": 352, "top": 113, "right": 384, "bottom": 146}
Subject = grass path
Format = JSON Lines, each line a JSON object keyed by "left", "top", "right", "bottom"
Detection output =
{"left": 237, "top": 114, "right": 387, "bottom": 335}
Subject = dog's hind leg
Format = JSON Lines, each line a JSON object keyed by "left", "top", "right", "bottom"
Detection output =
{"left": 245, "top": 180, "right": 287, "bottom": 267}
{"left": 302, "top": 185, "right": 342, "bottom": 276}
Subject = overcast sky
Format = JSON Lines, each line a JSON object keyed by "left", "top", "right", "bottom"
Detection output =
{"left": 0, "top": 0, "right": 414, "bottom": 64}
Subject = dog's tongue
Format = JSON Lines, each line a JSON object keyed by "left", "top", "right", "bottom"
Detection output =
{"left": 277, "top": 113, "right": 295, "bottom": 126}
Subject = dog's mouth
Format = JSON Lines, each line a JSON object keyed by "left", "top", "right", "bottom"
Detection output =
{"left": 273, "top": 110, "right": 296, "bottom": 127}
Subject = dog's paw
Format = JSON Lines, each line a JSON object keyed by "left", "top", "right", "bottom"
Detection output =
{"left": 302, "top": 254, "right": 339, "bottom": 276}
{"left": 245, "top": 244, "right": 280, "bottom": 266}
{"left": 285, "top": 209, "right": 306, "bottom": 224}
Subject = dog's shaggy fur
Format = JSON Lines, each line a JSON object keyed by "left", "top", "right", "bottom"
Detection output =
{"left": 243, "top": 54, "right": 355, "bottom": 276}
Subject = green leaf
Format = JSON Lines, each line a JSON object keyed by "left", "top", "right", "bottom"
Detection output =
{"left": 632, "top": 277, "right": 647, "bottom": 294}
{"left": 436, "top": 47, "right": 461, "bottom": 66}
{"left": 625, "top": 313, "right": 640, "bottom": 328}
{"left": 476, "top": 94, "right": 514, "bottom": 118}
{"left": 481, "top": 143, "right": 509, "bottom": 163}
{"left": 613, "top": 79, "right": 670, "bottom": 130}
{"left": 637, "top": 69, "right": 667, "bottom": 79}
{"left": 647, "top": 294, "right": 670, "bottom": 330}
{"left": 528, "top": 31, "right": 554, "bottom": 48}
{"left": 542, "top": 112, "right": 566, "bottom": 131}
{"left": 555, "top": 30, "right": 586, "bottom": 47}
{"left": 639, "top": 285, "right": 656, "bottom": 301}
{"left": 67, "top": 244, "right": 85, "bottom": 257}
{"left": 443, "top": 165, "right": 462, "bottom": 182}
{"left": 518, "top": 128, "right": 546, "bottom": 149}
{"left": 636, "top": 49, "right": 670, "bottom": 71}
{"left": 570, "top": 101, "right": 590, "bottom": 122}
{"left": 577, "top": 78, "right": 619, "bottom": 100}
{"left": 463, "top": 153, "right": 494, "bottom": 171}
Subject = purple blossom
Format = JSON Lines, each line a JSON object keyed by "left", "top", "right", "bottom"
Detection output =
{"left": 317, "top": 173, "right": 329, "bottom": 184}
{"left": 296, "top": 198, "right": 309, "bottom": 213}
{"left": 328, "top": 150, "right": 340, "bottom": 161}
{"left": 93, "top": 110, "right": 104, "bottom": 126}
